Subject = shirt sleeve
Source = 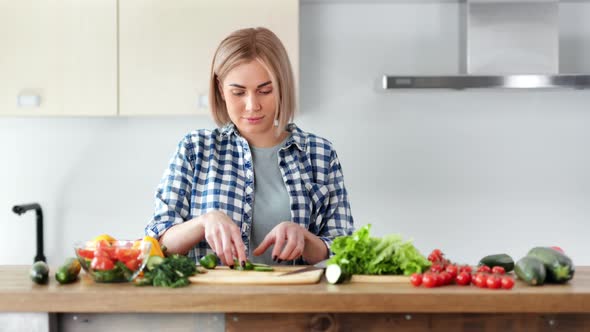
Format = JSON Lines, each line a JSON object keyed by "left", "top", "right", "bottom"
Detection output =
{"left": 316, "top": 149, "right": 355, "bottom": 253}
{"left": 145, "top": 135, "right": 194, "bottom": 239}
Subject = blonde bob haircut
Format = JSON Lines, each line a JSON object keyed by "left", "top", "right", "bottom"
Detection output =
{"left": 209, "top": 27, "right": 296, "bottom": 136}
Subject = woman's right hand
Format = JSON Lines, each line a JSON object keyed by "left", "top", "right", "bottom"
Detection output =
{"left": 197, "top": 210, "right": 247, "bottom": 268}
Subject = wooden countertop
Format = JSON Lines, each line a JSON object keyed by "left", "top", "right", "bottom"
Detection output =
{"left": 1, "top": 265, "right": 589, "bottom": 313}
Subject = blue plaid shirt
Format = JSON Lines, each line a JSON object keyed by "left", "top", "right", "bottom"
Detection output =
{"left": 146, "top": 123, "right": 354, "bottom": 261}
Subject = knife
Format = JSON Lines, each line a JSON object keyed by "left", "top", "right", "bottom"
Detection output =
{"left": 279, "top": 259, "right": 329, "bottom": 276}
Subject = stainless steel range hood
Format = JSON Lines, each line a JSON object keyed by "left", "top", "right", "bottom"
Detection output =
{"left": 383, "top": 0, "right": 590, "bottom": 90}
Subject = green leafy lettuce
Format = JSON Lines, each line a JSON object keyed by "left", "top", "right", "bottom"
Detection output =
{"left": 328, "top": 225, "right": 431, "bottom": 275}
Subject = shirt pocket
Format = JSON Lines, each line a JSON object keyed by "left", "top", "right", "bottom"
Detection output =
{"left": 304, "top": 182, "right": 330, "bottom": 226}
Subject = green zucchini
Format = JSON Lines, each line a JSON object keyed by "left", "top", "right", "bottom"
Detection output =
{"left": 30, "top": 261, "right": 49, "bottom": 285}
{"left": 514, "top": 256, "right": 546, "bottom": 286}
{"left": 527, "top": 247, "right": 575, "bottom": 283}
{"left": 146, "top": 255, "right": 165, "bottom": 271}
{"left": 479, "top": 253, "right": 515, "bottom": 272}
{"left": 325, "top": 264, "right": 351, "bottom": 285}
{"left": 55, "top": 257, "right": 81, "bottom": 284}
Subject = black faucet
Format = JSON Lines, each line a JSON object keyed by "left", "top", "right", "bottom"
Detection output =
{"left": 13, "top": 203, "right": 46, "bottom": 263}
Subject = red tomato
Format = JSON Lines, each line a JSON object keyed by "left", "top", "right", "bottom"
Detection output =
{"left": 491, "top": 266, "right": 506, "bottom": 275}
{"left": 94, "top": 240, "right": 116, "bottom": 259}
{"left": 486, "top": 275, "right": 502, "bottom": 289}
{"left": 477, "top": 265, "right": 491, "bottom": 274}
{"left": 77, "top": 249, "right": 94, "bottom": 259}
{"left": 445, "top": 265, "right": 458, "bottom": 279}
{"left": 473, "top": 273, "right": 488, "bottom": 288}
{"left": 91, "top": 256, "right": 114, "bottom": 271}
{"left": 456, "top": 272, "right": 472, "bottom": 286}
{"left": 114, "top": 248, "right": 140, "bottom": 263}
{"left": 422, "top": 273, "right": 438, "bottom": 288}
{"left": 124, "top": 258, "right": 140, "bottom": 271}
{"left": 459, "top": 265, "right": 472, "bottom": 274}
{"left": 439, "top": 271, "right": 452, "bottom": 286}
{"left": 410, "top": 273, "right": 423, "bottom": 287}
{"left": 550, "top": 246, "right": 564, "bottom": 253}
{"left": 501, "top": 276, "right": 515, "bottom": 289}
{"left": 430, "top": 263, "right": 444, "bottom": 273}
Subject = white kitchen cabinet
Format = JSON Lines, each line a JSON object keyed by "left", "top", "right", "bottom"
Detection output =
{"left": 0, "top": 0, "right": 117, "bottom": 116}
{"left": 118, "top": 0, "right": 299, "bottom": 116}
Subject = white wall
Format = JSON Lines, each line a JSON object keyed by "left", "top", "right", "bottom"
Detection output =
{"left": 1, "top": 1, "right": 589, "bottom": 266}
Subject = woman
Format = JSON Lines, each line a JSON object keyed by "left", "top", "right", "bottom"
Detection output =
{"left": 145, "top": 27, "right": 354, "bottom": 268}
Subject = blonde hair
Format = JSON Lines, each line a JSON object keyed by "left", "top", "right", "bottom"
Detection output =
{"left": 209, "top": 27, "right": 296, "bottom": 136}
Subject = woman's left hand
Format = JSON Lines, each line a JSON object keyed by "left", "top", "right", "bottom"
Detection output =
{"left": 252, "top": 221, "right": 305, "bottom": 262}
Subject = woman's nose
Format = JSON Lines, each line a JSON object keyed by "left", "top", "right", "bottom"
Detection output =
{"left": 245, "top": 94, "right": 261, "bottom": 112}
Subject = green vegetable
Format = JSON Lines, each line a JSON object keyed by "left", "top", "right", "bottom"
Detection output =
{"left": 146, "top": 255, "right": 165, "bottom": 271}
{"left": 30, "top": 261, "right": 49, "bottom": 285}
{"left": 514, "top": 256, "right": 546, "bottom": 286}
{"left": 325, "top": 264, "right": 351, "bottom": 284}
{"left": 527, "top": 247, "right": 575, "bottom": 283}
{"left": 199, "top": 254, "right": 218, "bottom": 269}
{"left": 137, "top": 254, "right": 197, "bottom": 288}
{"left": 328, "top": 225, "right": 430, "bottom": 276}
{"left": 55, "top": 257, "right": 81, "bottom": 284}
{"left": 233, "top": 259, "right": 273, "bottom": 272}
{"left": 252, "top": 266, "right": 274, "bottom": 272}
{"left": 479, "top": 253, "right": 515, "bottom": 272}
{"left": 92, "top": 262, "right": 133, "bottom": 283}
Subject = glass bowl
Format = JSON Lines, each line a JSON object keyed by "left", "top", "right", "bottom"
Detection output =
{"left": 74, "top": 239, "right": 151, "bottom": 283}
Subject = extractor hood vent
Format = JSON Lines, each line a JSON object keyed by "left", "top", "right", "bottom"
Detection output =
{"left": 383, "top": 0, "right": 590, "bottom": 90}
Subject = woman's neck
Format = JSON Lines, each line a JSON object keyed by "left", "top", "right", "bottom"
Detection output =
{"left": 244, "top": 130, "right": 289, "bottom": 148}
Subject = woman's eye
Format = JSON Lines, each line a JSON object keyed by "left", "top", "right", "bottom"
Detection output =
{"left": 231, "top": 90, "right": 245, "bottom": 96}
{"left": 259, "top": 89, "right": 272, "bottom": 95}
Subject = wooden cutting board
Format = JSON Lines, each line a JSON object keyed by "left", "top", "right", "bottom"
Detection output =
{"left": 189, "top": 266, "right": 323, "bottom": 285}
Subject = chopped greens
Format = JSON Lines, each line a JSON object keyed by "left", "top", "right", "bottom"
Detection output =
{"left": 135, "top": 254, "right": 197, "bottom": 288}
{"left": 328, "top": 224, "right": 431, "bottom": 276}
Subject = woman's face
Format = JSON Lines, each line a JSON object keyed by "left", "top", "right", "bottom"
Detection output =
{"left": 220, "top": 60, "right": 278, "bottom": 146}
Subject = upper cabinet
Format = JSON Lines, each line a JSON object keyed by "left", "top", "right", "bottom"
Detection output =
{"left": 118, "top": 0, "right": 299, "bottom": 116}
{"left": 0, "top": 0, "right": 117, "bottom": 116}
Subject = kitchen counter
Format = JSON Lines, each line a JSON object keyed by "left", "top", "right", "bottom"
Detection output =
{"left": 1, "top": 265, "right": 589, "bottom": 331}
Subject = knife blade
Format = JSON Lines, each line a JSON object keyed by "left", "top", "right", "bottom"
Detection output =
{"left": 279, "top": 259, "right": 329, "bottom": 276}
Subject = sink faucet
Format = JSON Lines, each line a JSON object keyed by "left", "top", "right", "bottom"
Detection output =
{"left": 13, "top": 203, "right": 46, "bottom": 263}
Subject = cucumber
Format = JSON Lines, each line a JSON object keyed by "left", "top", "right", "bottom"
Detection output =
{"left": 527, "top": 247, "right": 575, "bottom": 283}
{"left": 146, "top": 255, "right": 165, "bottom": 271}
{"left": 514, "top": 256, "right": 546, "bottom": 286}
{"left": 30, "top": 261, "right": 49, "bottom": 285}
{"left": 325, "top": 264, "right": 351, "bottom": 285}
{"left": 199, "top": 254, "right": 218, "bottom": 269}
{"left": 252, "top": 266, "right": 274, "bottom": 272}
{"left": 55, "top": 257, "right": 81, "bottom": 284}
{"left": 479, "top": 253, "right": 515, "bottom": 272}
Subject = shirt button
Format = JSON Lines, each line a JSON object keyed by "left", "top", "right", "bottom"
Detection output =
{"left": 245, "top": 161, "right": 252, "bottom": 168}
{"left": 245, "top": 196, "right": 252, "bottom": 203}
{"left": 279, "top": 161, "right": 286, "bottom": 167}
{"left": 286, "top": 179, "right": 293, "bottom": 185}
{"left": 243, "top": 214, "right": 249, "bottom": 220}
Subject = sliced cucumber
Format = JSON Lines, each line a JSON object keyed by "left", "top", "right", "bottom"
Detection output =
{"left": 325, "top": 264, "right": 350, "bottom": 285}
{"left": 253, "top": 266, "right": 274, "bottom": 272}
{"left": 199, "top": 254, "right": 218, "bottom": 269}
{"left": 146, "top": 255, "right": 165, "bottom": 271}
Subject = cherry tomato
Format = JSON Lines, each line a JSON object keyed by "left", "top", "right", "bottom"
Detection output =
{"left": 422, "top": 273, "right": 438, "bottom": 288}
{"left": 491, "top": 266, "right": 506, "bottom": 275}
{"left": 459, "top": 265, "right": 472, "bottom": 274}
{"left": 77, "top": 249, "right": 94, "bottom": 259}
{"left": 550, "top": 246, "right": 564, "bottom": 253}
{"left": 428, "top": 249, "right": 442, "bottom": 262}
{"left": 474, "top": 273, "right": 488, "bottom": 288}
{"left": 445, "top": 265, "right": 458, "bottom": 279}
{"left": 477, "top": 265, "right": 491, "bottom": 273}
{"left": 501, "top": 276, "right": 515, "bottom": 289}
{"left": 410, "top": 273, "right": 423, "bottom": 287}
{"left": 91, "top": 256, "right": 114, "bottom": 271}
{"left": 114, "top": 248, "right": 140, "bottom": 263}
{"left": 441, "top": 271, "right": 453, "bottom": 285}
{"left": 486, "top": 275, "right": 502, "bottom": 289}
{"left": 456, "top": 271, "right": 472, "bottom": 286}
{"left": 430, "top": 263, "right": 444, "bottom": 273}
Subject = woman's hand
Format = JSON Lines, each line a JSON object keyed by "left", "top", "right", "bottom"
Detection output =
{"left": 252, "top": 222, "right": 307, "bottom": 262}
{"left": 197, "top": 210, "right": 247, "bottom": 268}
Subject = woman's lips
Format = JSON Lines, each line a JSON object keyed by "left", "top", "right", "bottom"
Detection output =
{"left": 244, "top": 116, "right": 264, "bottom": 124}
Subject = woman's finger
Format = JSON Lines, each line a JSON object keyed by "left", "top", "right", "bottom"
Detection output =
{"left": 271, "top": 227, "right": 287, "bottom": 261}
{"left": 231, "top": 229, "right": 247, "bottom": 267}
{"left": 279, "top": 228, "right": 299, "bottom": 261}
{"left": 286, "top": 235, "right": 305, "bottom": 261}
{"left": 220, "top": 226, "right": 235, "bottom": 267}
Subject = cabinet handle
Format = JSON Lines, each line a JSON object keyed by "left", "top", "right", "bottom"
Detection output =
{"left": 17, "top": 94, "right": 42, "bottom": 108}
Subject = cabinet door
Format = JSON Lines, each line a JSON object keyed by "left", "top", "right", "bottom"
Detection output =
{"left": 0, "top": 0, "right": 117, "bottom": 117}
{"left": 119, "top": 0, "right": 299, "bottom": 116}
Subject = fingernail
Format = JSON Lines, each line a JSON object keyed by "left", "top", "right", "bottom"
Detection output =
{"left": 272, "top": 255, "right": 277, "bottom": 261}
{"left": 241, "top": 261, "right": 245, "bottom": 268}
{"left": 229, "top": 265, "right": 234, "bottom": 269}
{"left": 277, "top": 259, "right": 282, "bottom": 263}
